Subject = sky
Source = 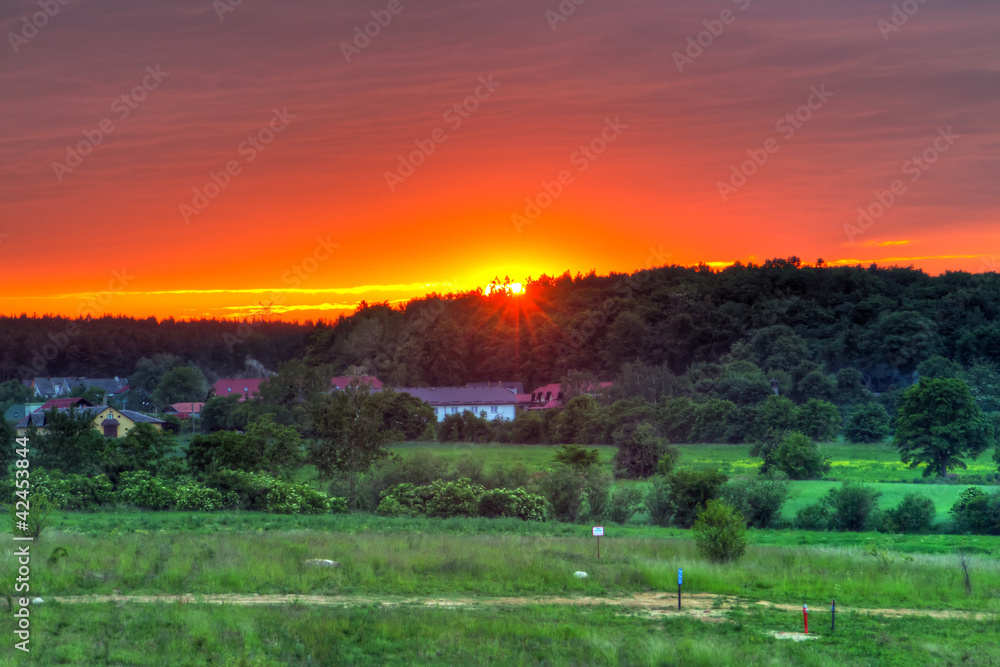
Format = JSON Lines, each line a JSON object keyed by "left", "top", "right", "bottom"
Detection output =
{"left": 1, "top": 0, "right": 998, "bottom": 321}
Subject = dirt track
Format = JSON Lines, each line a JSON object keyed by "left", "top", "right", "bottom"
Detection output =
{"left": 46, "top": 593, "right": 998, "bottom": 621}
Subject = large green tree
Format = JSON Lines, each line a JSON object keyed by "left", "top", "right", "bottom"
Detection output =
{"left": 895, "top": 378, "right": 996, "bottom": 477}
{"left": 309, "top": 381, "right": 393, "bottom": 507}
{"left": 153, "top": 365, "right": 208, "bottom": 408}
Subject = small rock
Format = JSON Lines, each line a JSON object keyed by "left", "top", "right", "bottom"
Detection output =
{"left": 574, "top": 571, "right": 588, "bottom": 578}
{"left": 31, "top": 598, "right": 43, "bottom": 604}
{"left": 305, "top": 559, "right": 341, "bottom": 568}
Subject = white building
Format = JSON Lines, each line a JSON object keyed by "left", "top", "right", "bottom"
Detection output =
{"left": 395, "top": 386, "right": 517, "bottom": 421}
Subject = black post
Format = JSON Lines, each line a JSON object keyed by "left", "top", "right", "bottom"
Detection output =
{"left": 831, "top": 599, "right": 835, "bottom": 633}
{"left": 678, "top": 584, "right": 681, "bottom": 610}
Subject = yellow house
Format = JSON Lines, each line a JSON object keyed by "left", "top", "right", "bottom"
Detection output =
{"left": 16, "top": 406, "right": 166, "bottom": 438}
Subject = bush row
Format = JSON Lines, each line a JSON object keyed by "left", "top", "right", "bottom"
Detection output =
{"left": 376, "top": 479, "right": 546, "bottom": 522}
{"left": 4, "top": 469, "right": 346, "bottom": 515}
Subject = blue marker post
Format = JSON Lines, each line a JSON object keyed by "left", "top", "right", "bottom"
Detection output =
{"left": 677, "top": 568, "right": 683, "bottom": 610}
{"left": 831, "top": 599, "right": 835, "bottom": 633}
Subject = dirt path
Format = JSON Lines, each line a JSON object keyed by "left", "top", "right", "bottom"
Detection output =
{"left": 46, "top": 593, "right": 997, "bottom": 621}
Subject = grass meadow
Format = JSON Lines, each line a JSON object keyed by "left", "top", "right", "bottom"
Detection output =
{"left": 3, "top": 440, "right": 998, "bottom": 665}
{"left": 1, "top": 603, "right": 998, "bottom": 666}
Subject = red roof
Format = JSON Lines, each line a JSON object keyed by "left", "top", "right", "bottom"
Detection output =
{"left": 515, "top": 393, "right": 533, "bottom": 404}
{"left": 39, "top": 397, "right": 91, "bottom": 410}
{"left": 529, "top": 381, "right": 613, "bottom": 406}
{"left": 212, "top": 379, "right": 263, "bottom": 402}
{"left": 166, "top": 402, "right": 205, "bottom": 414}
{"left": 330, "top": 376, "right": 383, "bottom": 390}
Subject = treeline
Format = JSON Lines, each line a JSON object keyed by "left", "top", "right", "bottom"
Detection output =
{"left": 0, "top": 314, "right": 315, "bottom": 381}
{"left": 5, "top": 260, "right": 1000, "bottom": 396}
{"left": 306, "top": 259, "right": 1000, "bottom": 392}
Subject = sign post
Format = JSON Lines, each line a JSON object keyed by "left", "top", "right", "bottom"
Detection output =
{"left": 677, "top": 568, "right": 682, "bottom": 610}
{"left": 592, "top": 526, "right": 603, "bottom": 558}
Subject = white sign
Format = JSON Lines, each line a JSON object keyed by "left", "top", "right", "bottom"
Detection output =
{"left": 592, "top": 526, "right": 604, "bottom": 537}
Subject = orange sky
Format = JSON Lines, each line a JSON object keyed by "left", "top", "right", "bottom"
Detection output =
{"left": 2, "top": 0, "right": 998, "bottom": 321}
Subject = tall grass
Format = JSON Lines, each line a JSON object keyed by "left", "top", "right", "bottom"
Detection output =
{"left": 0, "top": 602, "right": 996, "bottom": 666}
{"left": 4, "top": 526, "right": 998, "bottom": 610}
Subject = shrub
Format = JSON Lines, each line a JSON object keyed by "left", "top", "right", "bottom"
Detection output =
{"left": 453, "top": 455, "right": 487, "bottom": 486}
{"left": 796, "top": 399, "right": 842, "bottom": 441}
{"left": 824, "top": 481, "right": 883, "bottom": 532}
{"left": 692, "top": 499, "right": 748, "bottom": 563}
{"left": 205, "top": 469, "right": 344, "bottom": 514}
{"left": 950, "top": 487, "right": 1000, "bottom": 535}
{"left": 356, "top": 452, "right": 450, "bottom": 511}
{"left": 655, "top": 396, "right": 698, "bottom": 443}
{"left": 608, "top": 487, "right": 643, "bottom": 524}
{"left": 483, "top": 462, "right": 530, "bottom": 491}
{"left": 377, "top": 481, "right": 544, "bottom": 521}
{"left": 770, "top": 432, "right": 830, "bottom": 480}
{"left": 175, "top": 483, "right": 226, "bottom": 512}
{"left": 426, "top": 479, "right": 485, "bottom": 518}
{"left": 656, "top": 445, "right": 681, "bottom": 476}
{"left": 795, "top": 503, "right": 831, "bottom": 531}
{"left": 539, "top": 463, "right": 586, "bottom": 522}
{"left": 554, "top": 444, "right": 600, "bottom": 471}
{"left": 15, "top": 469, "right": 114, "bottom": 511}
{"left": 845, "top": 403, "right": 892, "bottom": 443}
{"left": 476, "top": 488, "right": 546, "bottom": 521}
{"left": 887, "top": 492, "right": 936, "bottom": 533}
{"left": 611, "top": 422, "right": 664, "bottom": 479}
{"left": 720, "top": 472, "right": 789, "bottom": 529}
{"left": 583, "top": 468, "right": 612, "bottom": 521}
{"left": 376, "top": 482, "right": 438, "bottom": 517}
{"left": 664, "top": 468, "right": 729, "bottom": 528}
{"left": 115, "top": 471, "right": 176, "bottom": 510}
{"left": 644, "top": 477, "right": 675, "bottom": 527}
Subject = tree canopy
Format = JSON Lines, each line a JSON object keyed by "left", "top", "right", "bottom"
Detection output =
{"left": 895, "top": 378, "right": 996, "bottom": 477}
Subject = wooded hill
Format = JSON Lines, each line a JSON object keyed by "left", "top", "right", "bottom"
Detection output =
{"left": 3, "top": 259, "right": 1000, "bottom": 397}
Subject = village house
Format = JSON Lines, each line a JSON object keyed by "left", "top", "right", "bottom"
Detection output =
{"left": 528, "top": 381, "right": 613, "bottom": 409}
{"left": 395, "top": 386, "right": 517, "bottom": 421}
{"left": 330, "top": 376, "right": 383, "bottom": 391}
{"left": 16, "top": 405, "right": 166, "bottom": 438}
{"left": 26, "top": 376, "right": 129, "bottom": 400}
{"left": 210, "top": 378, "right": 263, "bottom": 402}
{"left": 164, "top": 402, "right": 205, "bottom": 420}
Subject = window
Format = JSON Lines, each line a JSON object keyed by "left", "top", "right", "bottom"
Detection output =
{"left": 227, "top": 388, "right": 232, "bottom": 392}
{"left": 491, "top": 405, "right": 498, "bottom": 413}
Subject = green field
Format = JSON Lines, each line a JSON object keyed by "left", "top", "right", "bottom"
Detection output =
{"left": 4, "top": 440, "right": 998, "bottom": 665}
{"left": 390, "top": 441, "right": 994, "bottom": 523}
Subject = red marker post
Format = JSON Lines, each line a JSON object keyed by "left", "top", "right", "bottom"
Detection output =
{"left": 803, "top": 604, "right": 809, "bottom": 634}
